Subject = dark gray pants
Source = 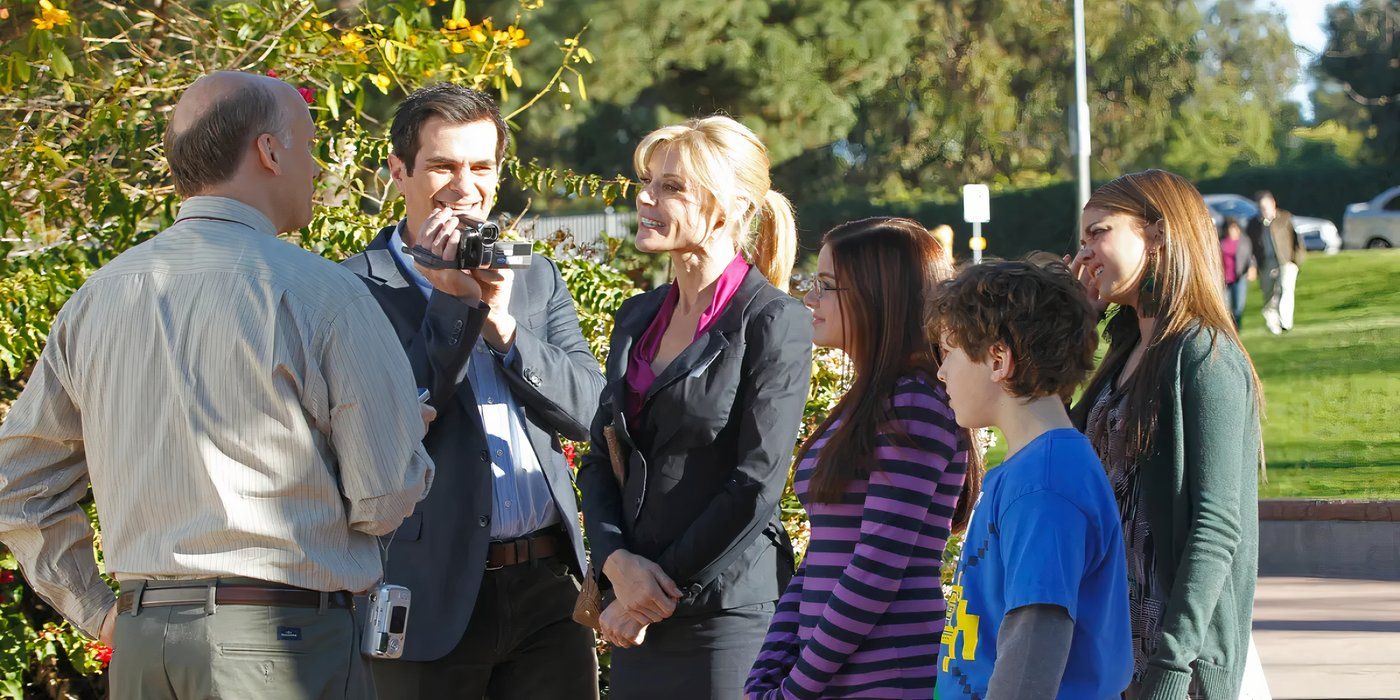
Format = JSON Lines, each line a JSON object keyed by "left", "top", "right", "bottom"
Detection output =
{"left": 607, "top": 602, "right": 774, "bottom": 700}
{"left": 109, "top": 579, "right": 372, "bottom": 700}
{"left": 369, "top": 557, "right": 598, "bottom": 700}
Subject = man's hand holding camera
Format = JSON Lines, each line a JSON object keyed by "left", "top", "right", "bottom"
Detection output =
{"left": 411, "top": 208, "right": 517, "bottom": 352}
{"left": 411, "top": 208, "right": 485, "bottom": 304}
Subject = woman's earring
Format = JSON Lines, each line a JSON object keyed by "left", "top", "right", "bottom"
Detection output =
{"left": 1139, "top": 247, "right": 1162, "bottom": 317}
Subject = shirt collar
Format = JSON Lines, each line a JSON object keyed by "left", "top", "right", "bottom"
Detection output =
{"left": 174, "top": 196, "right": 278, "bottom": 236}
{"left": 387, "top": 220, "right": 434, "bottom": 299}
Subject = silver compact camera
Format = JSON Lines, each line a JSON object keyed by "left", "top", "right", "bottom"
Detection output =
{"left": 361, "top": 582, "right": 411, "bottom": 659}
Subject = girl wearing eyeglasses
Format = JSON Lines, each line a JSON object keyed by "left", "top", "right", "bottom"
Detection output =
{"left": 746, "top": 217, "right": 981, "bottom": 699}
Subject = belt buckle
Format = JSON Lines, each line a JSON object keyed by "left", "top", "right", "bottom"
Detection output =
{"left": 486, "top": 539, "right": 508, "bottom": 571}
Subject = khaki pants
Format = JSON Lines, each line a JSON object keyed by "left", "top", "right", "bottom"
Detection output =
{"left": 109, "top": 580, "right": 373, "bottom": 700}
{"left": 1260, "top": 262, "right": 1299, "bottom": 333}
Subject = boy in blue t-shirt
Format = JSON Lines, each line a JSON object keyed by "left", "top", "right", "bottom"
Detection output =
{"left": 932, "top": 260, "right": 1131, "bottom": 699}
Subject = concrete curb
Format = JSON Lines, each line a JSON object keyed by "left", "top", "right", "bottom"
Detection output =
{"left": 1259, "top": 500, "right": 1400, "bottom": 580}
{"left": 1260, "top": 499, "right": 1400, "bottom": 522}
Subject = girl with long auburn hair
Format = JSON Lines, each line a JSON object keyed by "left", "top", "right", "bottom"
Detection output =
{"left": 745, "top": 217, "right": 981, "bottom": 699}
{"left": 1069, "top": 169, "right": 1264, "bottom": 699}
{"left": 576, "top": 115, "right": 812, "bottom": 699}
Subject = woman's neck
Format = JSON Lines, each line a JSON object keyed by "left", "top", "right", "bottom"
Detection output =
{"left": 670, "top": 244, "right": 737, "bottom": 313}
{"left": 1136, "top": 311, "right": 1158, "bottom": 345}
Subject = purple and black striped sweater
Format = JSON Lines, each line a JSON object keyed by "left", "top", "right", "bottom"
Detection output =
{"left": 746, "top": 373, "right": 968, "bottom": 699}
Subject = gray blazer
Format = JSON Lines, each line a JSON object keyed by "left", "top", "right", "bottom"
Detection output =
{"left": 342, "top": 224, "right": 604, "bottom": 661}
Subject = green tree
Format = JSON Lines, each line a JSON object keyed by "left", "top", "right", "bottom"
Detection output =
{"left": 1157, "top": 0, "right": 1301, "bottom": 177}
{"left": 501, "top": 0, "right": 1309, "bottom": 228}
{"left": 1314, "top": 0, "right": 1400, "bottom": 163}
{"left": 506, "top": 0, "right": 921, "bottom": 209}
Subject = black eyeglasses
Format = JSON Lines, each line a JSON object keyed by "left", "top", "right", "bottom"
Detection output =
{"left": 796, "top": 277, "right": 847, "bottom": 302}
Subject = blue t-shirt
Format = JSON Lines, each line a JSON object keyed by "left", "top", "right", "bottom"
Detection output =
{"left": 937, "top": 428, "right": 1131, "bottom": 699}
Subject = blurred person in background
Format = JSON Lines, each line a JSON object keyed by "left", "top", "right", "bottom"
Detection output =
{"left": 931, "top": 223, "right": 956, "bottom": 265}
{"left": 1219, "top": 217, "right": 1253, "bottom": 329}
{"left": 1247, "top": 190, "right": 1304, "bottom": 334}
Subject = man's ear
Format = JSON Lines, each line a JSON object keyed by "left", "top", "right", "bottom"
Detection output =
{"left": 988, "top": 341, "right": 1015, "bottom": 384}
{"left": 255, "top": 133, "right": 282, "bottom": 176}
{"left": 387, "top": 153, "right": 407, "bottom": 186}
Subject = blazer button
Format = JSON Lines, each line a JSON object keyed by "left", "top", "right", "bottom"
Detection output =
{"left": 478, "top": 515, "right": 489, "bottom": 527}
{"left": 479, "top": 450, "right": 489, "bottom": 462}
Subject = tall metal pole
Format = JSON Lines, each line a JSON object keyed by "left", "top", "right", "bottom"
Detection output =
{"left": 1072, "top": 0, "right": 1091, "bottom": 250}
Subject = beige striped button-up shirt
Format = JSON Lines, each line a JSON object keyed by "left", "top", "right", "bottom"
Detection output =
{"left": 0, "top": 197, "right": 434, "bottom": 637}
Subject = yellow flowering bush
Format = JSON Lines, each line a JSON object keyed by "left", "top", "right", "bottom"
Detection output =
{"left": 30, "top": 0, "right": 70, "bottom": 31}
{"left": 0, "top": 0, "right": 628, "bottom": 695}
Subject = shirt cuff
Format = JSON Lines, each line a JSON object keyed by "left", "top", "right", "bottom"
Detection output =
{"left": 1139, "top": 666, "right": 1194, "bottom": 700}
{"left": 72, "top": 580, "right": 118, "bottom": 640}
{"left": 348, "top": 447, "right": 434, "bottom": 537}
{"left": 490, "top": 344, "right": 520, "bottom": 366}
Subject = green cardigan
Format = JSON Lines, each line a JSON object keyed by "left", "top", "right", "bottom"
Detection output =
{"left": 1135, "top": 325, "right": 1261, "bottom": 699}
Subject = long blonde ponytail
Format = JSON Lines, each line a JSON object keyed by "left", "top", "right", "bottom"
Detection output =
{"left": 755, "top": 189, "right": 797, "bottom": 292}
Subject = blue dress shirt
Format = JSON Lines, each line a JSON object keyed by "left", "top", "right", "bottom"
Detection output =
{"left": 389, "top": 223, "right": 560, "bottom": 540}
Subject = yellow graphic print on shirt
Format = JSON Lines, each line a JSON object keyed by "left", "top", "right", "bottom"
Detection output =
{"left": 940, "top": 570, "right": 980, "bottom": 673}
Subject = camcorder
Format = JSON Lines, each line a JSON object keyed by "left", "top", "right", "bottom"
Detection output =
{"left": 401, "top": 217, "right": 533, "bottom": 270}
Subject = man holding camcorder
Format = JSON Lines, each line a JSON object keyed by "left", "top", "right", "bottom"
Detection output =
{"left": 341, "top": 84, "right": 604, "bottom": 699}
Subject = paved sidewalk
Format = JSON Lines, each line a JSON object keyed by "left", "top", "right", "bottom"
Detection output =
{"left": 1254, "top": 576, "right": 1400, "bottom": 699}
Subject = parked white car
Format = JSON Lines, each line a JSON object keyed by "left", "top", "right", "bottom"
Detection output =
{"left": 1202, "top": 194, "right": 1342, "bottom": 255}
{"left": 1342, "top": 186, "right": 1400, "bottom": 249}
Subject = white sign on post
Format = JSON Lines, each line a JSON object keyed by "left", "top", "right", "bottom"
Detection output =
{"left": 963, "top": 184, "right": 990, "bottom": 223}
{"left": 963, "top": 184, "right": 990, "bottom": 263}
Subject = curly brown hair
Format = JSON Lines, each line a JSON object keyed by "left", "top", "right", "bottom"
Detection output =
{"left": 933, "top": 259, "right": 1098, "bottom": 401}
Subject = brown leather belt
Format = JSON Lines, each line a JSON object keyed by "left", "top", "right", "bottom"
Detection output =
{"left": 115, "top": 585, "right": 352, "bottom": 615}
{"left": 486, "top": 528, "right": 564, "bottom": 570}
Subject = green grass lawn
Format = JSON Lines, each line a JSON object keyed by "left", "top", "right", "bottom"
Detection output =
{"left": 1241, "top": 250, "right": 1400, "bottom": 498}
{"left": 981, "top": 250, "right": 1399, "bottom": 499}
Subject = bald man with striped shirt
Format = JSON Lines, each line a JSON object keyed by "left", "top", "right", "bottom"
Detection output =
{"left": 0, "top": 71, "right": 439, "bottom": 699}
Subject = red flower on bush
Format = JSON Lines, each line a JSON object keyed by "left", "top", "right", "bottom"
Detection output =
{"left": 265, "top": 69, "right": 279, "bottom": 78}
{"left": 562, "top": 443, "right": 577, "bottom": 471}
{"left": 86, "top": 641, "right": 113, "bottom": 667}
{"left": 0, "top": 570, "right": 14, "bottom": 584}
{"left": 297, "top": 86, "right": 315, "bottom": 104}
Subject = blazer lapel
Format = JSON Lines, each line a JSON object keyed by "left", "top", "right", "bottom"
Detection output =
{"left": 364, "top": 224, "right": 485, "bottom": 420}
{"left": 644, "top": 332, "right": 729, "bottom": 404}
{"left": 606, "top": 287, "right": 668, "bottom": 449}
{"left": 364, "top": 224, "right": 430, "bottom": 324}
{"left": 643, "top": 267, "right": 771, "bottom": 451}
